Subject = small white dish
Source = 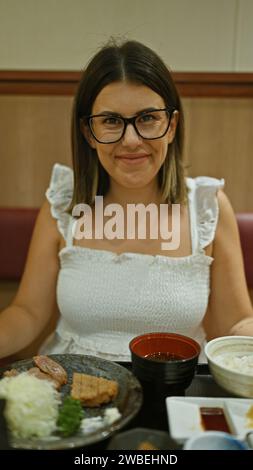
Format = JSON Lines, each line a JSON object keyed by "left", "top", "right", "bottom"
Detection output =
{"left": 224, "top": 400, "right": 253, "bottom": 437}
{"left": 166, "top": 396, "right": 253, "bottom": 444}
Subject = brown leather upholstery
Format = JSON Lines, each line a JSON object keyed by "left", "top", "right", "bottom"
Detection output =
{"left": 0, "top": 208, "right": 39, "bottom": 280}
{"left": 236, "top": 213, "right": 253, "bottom": 290}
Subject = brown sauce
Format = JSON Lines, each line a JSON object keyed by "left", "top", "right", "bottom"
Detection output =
{"left": 145, "top": 352, "right": 183, "bottom": 361}
{"left": 200, "top": 407, "right": 231, "bottom": 433}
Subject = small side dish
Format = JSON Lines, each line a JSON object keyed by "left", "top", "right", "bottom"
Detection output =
{"left": 166, "top": 396, "right": 253, "bottom": 443}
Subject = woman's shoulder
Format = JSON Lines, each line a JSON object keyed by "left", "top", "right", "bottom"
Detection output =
{"left": 215, "top": 189, "right": 239, "bottom": 236}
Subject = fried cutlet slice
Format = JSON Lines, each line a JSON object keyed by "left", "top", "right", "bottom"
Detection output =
{"left": 71, "top": 372, "right": 118, "bottom": 407}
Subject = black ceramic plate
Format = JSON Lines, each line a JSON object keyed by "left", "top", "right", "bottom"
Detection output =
{"left": 0, "top": 354, "right": 142, "bottom": 449}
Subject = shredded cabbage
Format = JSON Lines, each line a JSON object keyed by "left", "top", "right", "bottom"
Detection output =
{"left": 0, "top": 372, "right": 60, "bottom": 438}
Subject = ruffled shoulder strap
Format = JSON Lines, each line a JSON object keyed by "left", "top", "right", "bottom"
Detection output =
{"left": 186, "top": 176, "right": 225, "bottom": 253}
{"left": 45, "top": 163, "right": 74, "bottom": 242}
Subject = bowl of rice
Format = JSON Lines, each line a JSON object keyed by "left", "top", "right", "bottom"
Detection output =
{"left": 205, "top": 336, "right": 253, "bottom": 398}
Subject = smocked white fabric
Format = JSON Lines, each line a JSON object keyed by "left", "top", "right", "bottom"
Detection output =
{"left": 41, "top": 163, "right": 224, "bottom": 362}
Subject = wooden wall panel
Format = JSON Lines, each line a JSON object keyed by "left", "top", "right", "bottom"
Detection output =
{"left": 0, "top": 95, "right": 72, "bottom": 207}
{"left": 183, "top": 98, "right": 253, "bottom": 211}
{"left": 0, "top": 95, "right": 252, "bottom": 211}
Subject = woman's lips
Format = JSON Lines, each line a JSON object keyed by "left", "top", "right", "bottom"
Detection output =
{"left": 116, "top": 154, "right": 150, "bottom": 165}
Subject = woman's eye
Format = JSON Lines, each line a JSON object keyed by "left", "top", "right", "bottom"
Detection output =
{"left": 103, "top": 117, "right": 121, "bottom": 125}
{"left": 139, "top": 114, "right": 155, "bottom": 123}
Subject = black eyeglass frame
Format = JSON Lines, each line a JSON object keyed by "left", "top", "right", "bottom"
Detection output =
{"left": 81, "top": 107, "right": 176, "bottom": 144}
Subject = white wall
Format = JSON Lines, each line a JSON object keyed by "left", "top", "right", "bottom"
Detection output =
{"left": 0, "top": 0, "right": 252, "bottom": 71}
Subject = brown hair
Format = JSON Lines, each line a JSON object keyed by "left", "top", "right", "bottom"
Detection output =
{"left": 70, "top": 39, "right": 187, "bottom": 210}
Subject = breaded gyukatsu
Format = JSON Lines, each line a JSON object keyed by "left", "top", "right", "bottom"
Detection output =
{"left": 33, "top": 355, "right": 68, "bottom": 385}
{"left": 71, "top": 372, "right": 118, "bottom": 407}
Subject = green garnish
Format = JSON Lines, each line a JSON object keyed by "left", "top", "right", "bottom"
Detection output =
{"left": 57, "top": 396, "right": 84, "bottom": 437}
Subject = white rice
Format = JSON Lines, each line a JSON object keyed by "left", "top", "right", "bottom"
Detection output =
{"left": 215, "top": 353, "right": 253, "bottom": 375}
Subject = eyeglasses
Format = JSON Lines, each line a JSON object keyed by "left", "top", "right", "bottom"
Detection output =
{"left": 81, "top": 107, "right": 176, "bottom": 144}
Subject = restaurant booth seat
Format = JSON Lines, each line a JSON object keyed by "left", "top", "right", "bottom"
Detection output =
{"left": 0, "top": 208, "right": 252, "bottom": 366}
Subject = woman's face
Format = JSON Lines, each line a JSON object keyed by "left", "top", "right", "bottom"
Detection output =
{"left": 84, "top": 81, "right": 178, "bottom": 192}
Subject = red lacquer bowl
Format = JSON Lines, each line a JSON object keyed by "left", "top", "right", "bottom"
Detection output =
{"left": 129, "top": 332, "right": 200, "bottom": 389}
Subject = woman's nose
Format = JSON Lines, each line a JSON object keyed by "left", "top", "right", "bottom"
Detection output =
{"left": 121, "top": 123, "right": 142, "bottom": 147}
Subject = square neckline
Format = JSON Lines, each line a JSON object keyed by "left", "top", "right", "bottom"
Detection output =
{"left": 59, "top": 183, "right": 210, "bottom": 261}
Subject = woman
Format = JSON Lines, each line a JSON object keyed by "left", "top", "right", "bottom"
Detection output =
{"left": 0, "top": 39, "right": 252, "bottom": 362}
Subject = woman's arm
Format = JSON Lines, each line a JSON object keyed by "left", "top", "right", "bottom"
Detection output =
{"left": 0, "top": 200, "right": 61, "bottom": 358}
{"left": 203, "top": 190, "right": 253, "bottom": 340}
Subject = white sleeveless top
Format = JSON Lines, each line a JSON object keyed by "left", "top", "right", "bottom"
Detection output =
{"left": 41, "top": 163, "right": 224, "bottom": 362}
